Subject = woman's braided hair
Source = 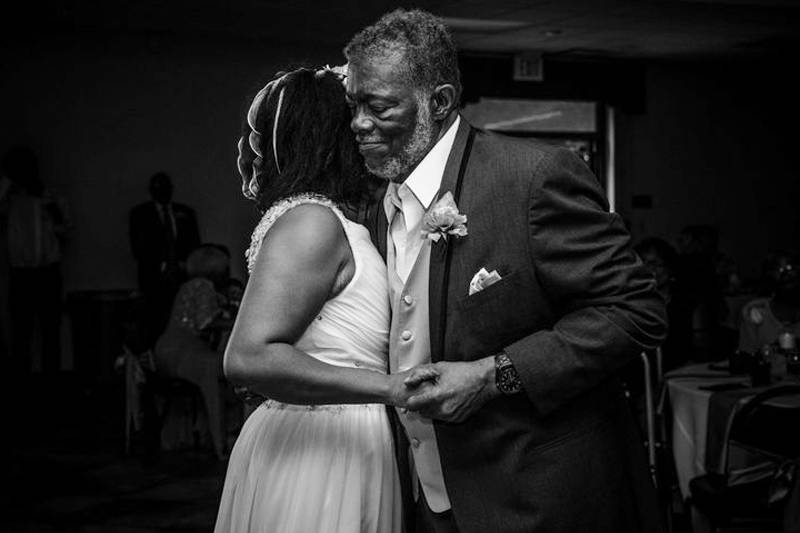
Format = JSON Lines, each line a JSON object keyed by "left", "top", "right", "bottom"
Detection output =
{"left": 237, "top": 67, "right": 371, "bottom": 213}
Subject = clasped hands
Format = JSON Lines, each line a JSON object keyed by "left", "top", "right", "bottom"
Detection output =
{"left": 387, "top": 356, "right": 499, "bottom": 423}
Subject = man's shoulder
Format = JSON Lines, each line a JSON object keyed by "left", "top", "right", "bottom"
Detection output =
{"left": 467, "top": 127, "right": 577, "bottom": 190}
{"left": 472, "top": 127, "right": 564, "bottom": 168}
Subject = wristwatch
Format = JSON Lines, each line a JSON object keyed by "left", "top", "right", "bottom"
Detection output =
{"left": 494, "top": 352, "right": 523, "bottom": 395}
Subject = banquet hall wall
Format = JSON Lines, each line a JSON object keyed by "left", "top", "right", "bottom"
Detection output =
{"left": 1, "top": 30, "right": 798, "bottom": 331}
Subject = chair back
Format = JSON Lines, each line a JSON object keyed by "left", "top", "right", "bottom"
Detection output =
{"left": 728, "top": 384, "right": 800, "bottom": 464}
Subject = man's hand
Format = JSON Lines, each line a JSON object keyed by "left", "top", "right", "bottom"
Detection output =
{"left": 386, "top": 366, "right": 440, "bottom": 408}
{"left": 404, "top": 356, "right": 500, "bottom": 423}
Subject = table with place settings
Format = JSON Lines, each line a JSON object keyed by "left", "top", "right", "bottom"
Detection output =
{"left": 665, "top": 361, "right": 800, "bottom": 499}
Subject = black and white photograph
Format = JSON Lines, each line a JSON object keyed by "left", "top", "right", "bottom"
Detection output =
{"left": 2, "top": 1, "right": 800, "bottom": 532}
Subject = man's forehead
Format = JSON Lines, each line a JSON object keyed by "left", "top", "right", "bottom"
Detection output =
{"left": 347, "top": 57, "right": 411, "bottom": 98}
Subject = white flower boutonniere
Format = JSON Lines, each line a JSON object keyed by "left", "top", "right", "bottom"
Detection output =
{"left": 420, "top": 191, "right": 467, "bottom": 243}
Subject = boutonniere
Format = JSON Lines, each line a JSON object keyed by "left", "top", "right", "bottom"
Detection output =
{"left": 420, "top": 191, "right": 467, "bottom": 243}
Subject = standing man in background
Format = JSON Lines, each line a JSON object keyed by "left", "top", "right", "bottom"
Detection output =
{"left": 1, "top": 146, "right": 71, "bottom": 377}
{"left": 129, "top": 172, "right": 200, "bottom": 344}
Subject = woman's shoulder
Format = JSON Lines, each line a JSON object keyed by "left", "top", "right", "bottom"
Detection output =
{"left": 246, "top": 194, "right": 346, "bottom": 273}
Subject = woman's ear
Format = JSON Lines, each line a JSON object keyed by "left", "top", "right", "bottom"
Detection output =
{"left": 431, "top": 84, "right": 457, "bottom": 121}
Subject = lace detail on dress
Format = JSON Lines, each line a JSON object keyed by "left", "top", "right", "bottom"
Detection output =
{"left": 261, "top": 399, "right": 384, "bottom": 413}
{"left": 246, "top": 193, "right": 344, "bottom": 273}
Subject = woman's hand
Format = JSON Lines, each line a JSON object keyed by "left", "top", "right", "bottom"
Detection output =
{"left": 384, "top": 366, "right": 440, "bottom": 408}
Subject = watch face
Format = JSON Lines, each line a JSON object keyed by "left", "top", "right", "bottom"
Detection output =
{"left": 496, "top": 365, "right": 522, "bottom": 394}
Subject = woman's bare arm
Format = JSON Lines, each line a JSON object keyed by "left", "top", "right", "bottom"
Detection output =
{"left": 223, "top": 204, "right": 426, "bottom": 406}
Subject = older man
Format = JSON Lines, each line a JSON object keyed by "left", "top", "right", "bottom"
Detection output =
{"left": 345, "top": 9, "right": 666, "bottom": 533}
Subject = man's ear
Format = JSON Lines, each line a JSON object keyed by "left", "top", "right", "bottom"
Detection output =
{"left": 431, "top": 84, "right": 457, "bottom": 121}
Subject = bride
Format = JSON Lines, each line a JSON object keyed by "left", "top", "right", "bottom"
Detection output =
{"left": 214, "top": 67, "right": 434, "bottom": 533}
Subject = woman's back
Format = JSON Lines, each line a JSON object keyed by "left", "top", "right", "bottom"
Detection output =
{"left": 215, "top": 195, "right": 400, "bottom": 533}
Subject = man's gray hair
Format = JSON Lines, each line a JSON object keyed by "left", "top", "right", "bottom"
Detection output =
{"left": 344, "top": 9, "right": 462, "bottom": 100}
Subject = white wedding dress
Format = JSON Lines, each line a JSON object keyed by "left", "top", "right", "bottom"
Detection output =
{"left": 214, "top": 195, "right": 401, "bottom": 533}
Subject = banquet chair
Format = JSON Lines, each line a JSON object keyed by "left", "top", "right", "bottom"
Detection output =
{"left": 640, "top": 351, "right": 659, "bottom": 488}
{"left": 122, "top": 345, "right": 203, "bottom": 458}
{"left": 689, "top": 384, "right": 800, "bottom": 532}
{"left": 623, "top": 350, "right": 665, "bottom": 487}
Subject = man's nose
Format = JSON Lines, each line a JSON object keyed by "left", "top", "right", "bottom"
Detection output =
{"left": 350, "top": 108, "right": 374, "bottom": 134}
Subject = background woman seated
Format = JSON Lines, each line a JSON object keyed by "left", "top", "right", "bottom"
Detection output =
{"left": 154, "top": 243, "right": 235, "bottom": 458}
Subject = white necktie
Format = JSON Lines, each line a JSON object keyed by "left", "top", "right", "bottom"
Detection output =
{"left": 388, "top": 185, "right": 410, "bottom": 282}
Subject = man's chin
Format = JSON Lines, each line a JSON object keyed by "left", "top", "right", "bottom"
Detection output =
{"left": 365, "top": 158, "right": 405, "bottom": 182}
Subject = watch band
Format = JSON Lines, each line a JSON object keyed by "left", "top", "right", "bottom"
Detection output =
{"left": 495, "top": 351, "right": 523, "bottom": 395}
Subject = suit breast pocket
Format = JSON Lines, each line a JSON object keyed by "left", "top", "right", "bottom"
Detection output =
{"left": 455, "top": 271, "right": 521, "bottom": 311}
{"left": 451, "top": 271, "right": 534, "bottom": 347}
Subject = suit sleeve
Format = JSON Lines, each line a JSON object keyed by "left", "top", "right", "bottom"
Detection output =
{"left": 504, "top": 149, "right": 667, "bottom": 416}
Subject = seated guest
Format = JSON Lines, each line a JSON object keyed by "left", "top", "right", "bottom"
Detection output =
{"left": 675, "top": 224, "right": 737, "bottom": 360}
{"left": 738, "top": 250, "right": 800, "bottom": 354}
{"left": 155, "top": 243, "right": 234, "bottom": 458}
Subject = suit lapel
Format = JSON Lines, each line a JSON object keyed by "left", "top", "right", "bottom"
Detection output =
{"left": 429, "top": 119, "right": 476, "bottom": 362}
{"left": 366, "top": 181, "right": 389, "bottom": 261}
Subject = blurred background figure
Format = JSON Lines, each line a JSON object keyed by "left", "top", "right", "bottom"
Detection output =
{"left": 635, "top": 237, "right": 692, "bottom": 371}
{"left": 0, "top": 146, "right": 71, "bottom": 377}
{"left": 738, "top": 249, "right": 800, "bottom": 354}
{"left": 154, "top": 243, "right": 235, "bottom": 459}
{"left": 129, "top": 172, "right": 200, "bottom": 345}
{"left": 674, "top": 224, "right": 733, "bottom": 361}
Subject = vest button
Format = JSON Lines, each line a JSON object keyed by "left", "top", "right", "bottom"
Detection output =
{"left": 403, "top": 294, "right": 414, "bottom": 305}
{"left": 401, "top": 330, "right": 413, "bottom": 341}
{"left": 411, "top": 438, "right": 421, "bottom": 448}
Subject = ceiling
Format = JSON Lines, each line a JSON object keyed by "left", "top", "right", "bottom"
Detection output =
{"left": 16, "top": 0, "right": 800, "bottom": 60}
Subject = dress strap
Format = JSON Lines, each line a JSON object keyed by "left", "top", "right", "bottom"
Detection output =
{"left": 246, "top": 193, "right": 346, "bottom": 273}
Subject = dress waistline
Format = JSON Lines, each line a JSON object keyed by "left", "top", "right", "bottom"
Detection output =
{"left": 261, "top": 399, "right": 385, "bottom": 413}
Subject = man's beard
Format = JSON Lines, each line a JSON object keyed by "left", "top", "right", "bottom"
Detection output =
{"left": 367, "top": 100, "right": 435, "bottom": 181}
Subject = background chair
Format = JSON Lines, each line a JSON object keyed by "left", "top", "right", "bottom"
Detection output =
{"left": 689, "top": 384, "right": 800, "bottom": 532}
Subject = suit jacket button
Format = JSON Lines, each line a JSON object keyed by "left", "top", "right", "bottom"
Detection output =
{"left": 411, "top": 438, "right": 421, "bottom": 448}
{"left": 403, "top": 295, "right": 414, "bottom": 305}
{"left": 401, "top": 330, "right": 413, "bottom": 341}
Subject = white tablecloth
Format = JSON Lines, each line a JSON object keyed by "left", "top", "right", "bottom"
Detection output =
{"left": 667, "top": 362, "right": 800, "bottom": 499}
{"left": 665, "top": 363, "right": 748, "bottom": 498}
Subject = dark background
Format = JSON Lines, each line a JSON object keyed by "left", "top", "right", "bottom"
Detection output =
{"left": 1, "top": 1, "right": 799, "bottom": 530}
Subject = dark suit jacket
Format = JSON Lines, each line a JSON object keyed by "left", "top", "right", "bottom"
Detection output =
{"left": 129, "top": 201, "right": 200, "bottom": 292}
{"left": 367, "top": 118, "right": 667, "bottom": 533}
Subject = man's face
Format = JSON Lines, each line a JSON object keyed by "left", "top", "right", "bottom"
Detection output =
{"left": 150, "top": 175, "right": 173, "bottom": 204}
{"left": 346, "top": 52, "right": 437, "bottom": 182}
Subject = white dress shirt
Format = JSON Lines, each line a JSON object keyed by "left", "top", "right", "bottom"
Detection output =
{"left": 382, "top": 116, "right": 461, "bottom": 512}
{"left": 384, "top": 116, "right": 461, "bottom": 282}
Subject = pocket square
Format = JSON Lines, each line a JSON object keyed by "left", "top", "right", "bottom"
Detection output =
{"left": 469, "top": 267, "right": 502, "bottom": 295}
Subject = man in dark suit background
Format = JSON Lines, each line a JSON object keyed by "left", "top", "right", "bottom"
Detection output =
{"left": 346, "top": 9, "right": 667, "bottom": 533}
{"left": 129, "top": 172, "right": 200, "bottom": 342}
